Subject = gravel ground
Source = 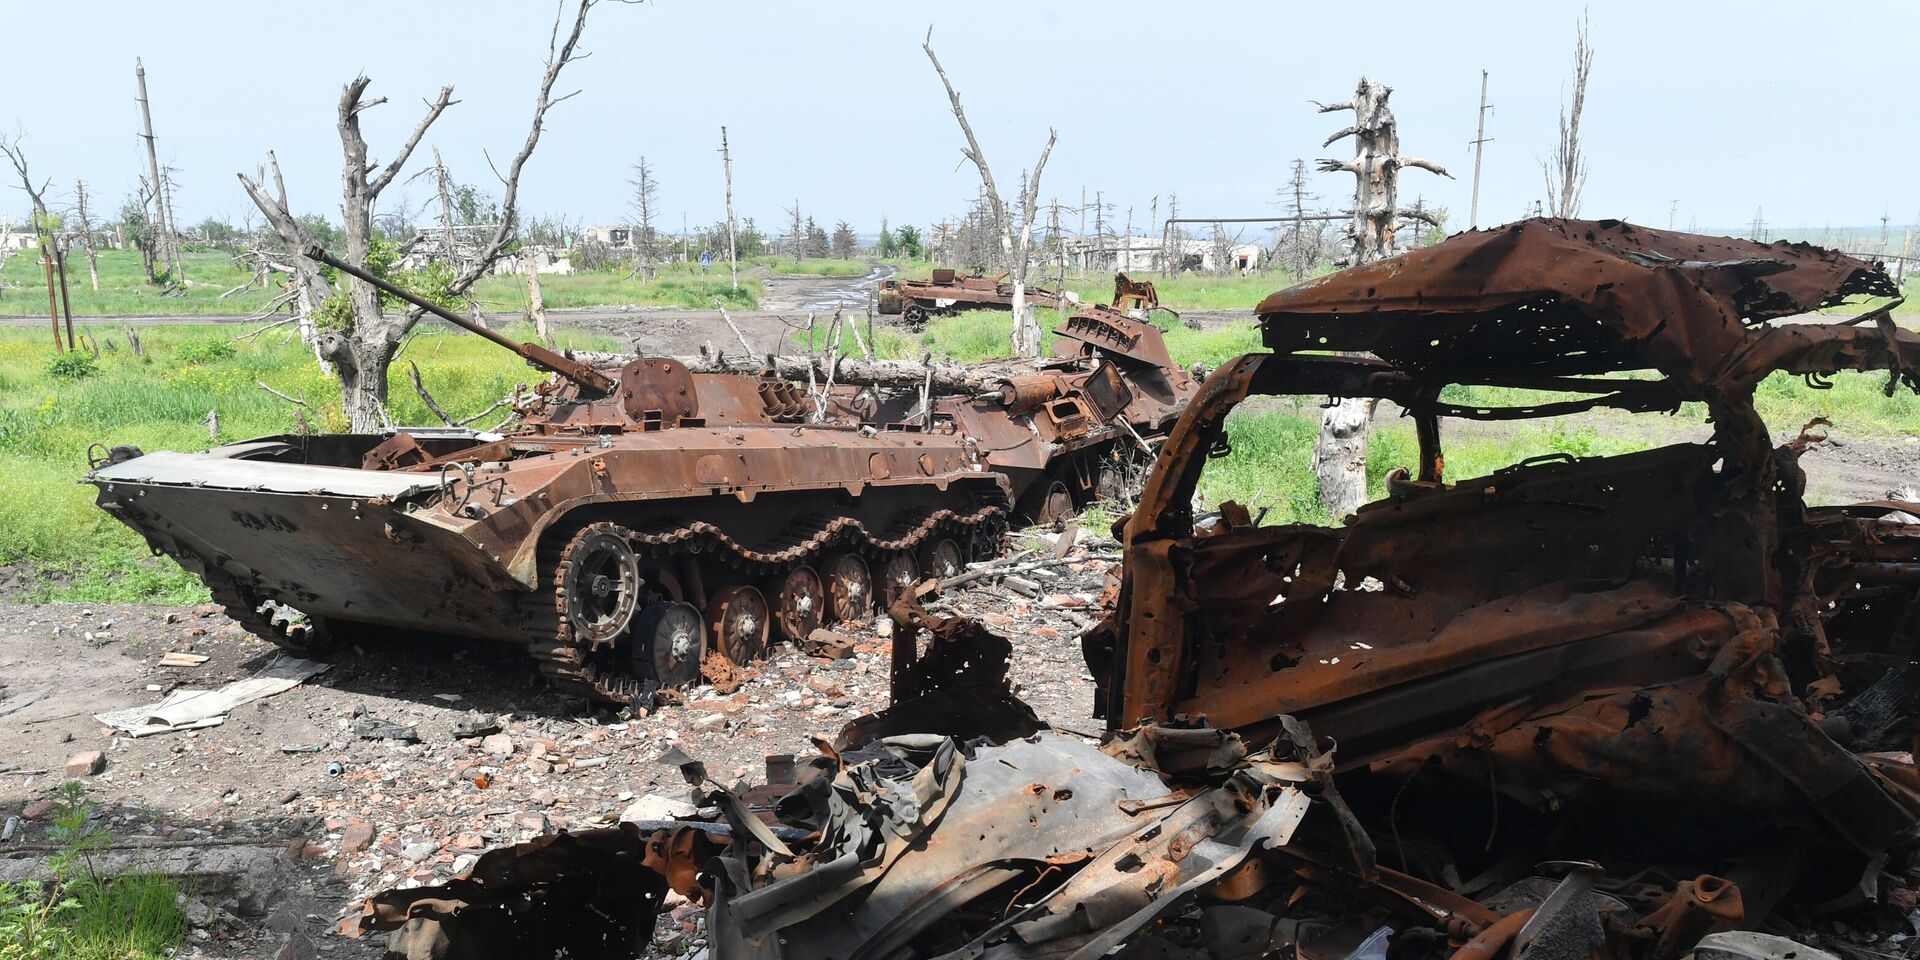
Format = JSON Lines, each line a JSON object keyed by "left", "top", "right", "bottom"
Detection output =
{"left": 0, "top": 528, "right": 1110, "bottom": 958}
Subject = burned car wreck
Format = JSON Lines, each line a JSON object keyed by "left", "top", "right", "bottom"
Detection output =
{"left": 355, "top": 220, "right": 1920, "bottom": 960}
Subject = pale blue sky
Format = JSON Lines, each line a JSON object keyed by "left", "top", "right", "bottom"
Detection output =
{"left": 2, "top": 0, "right": 1910, "bottom": 239}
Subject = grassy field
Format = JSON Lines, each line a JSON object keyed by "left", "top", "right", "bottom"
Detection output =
{"left": 1059, "top": 270, "right": 1301, "bottom": 313}
{"left": 0, "top": 319, "right": 620, "bottom": 603}
{"left": 471, "top": 259, "right": 763, "bottom": 312}
{"left": 759, "top": 257, "right": 872, "bottom": 277}
{"left": 0, "top": 247, "right": 280, "bottom": 316}
{"left": 3, "top": 298, "right": 1915, "bottom": 604}
{"left": 0, "top": 248, "right": 893, "bottom": 319}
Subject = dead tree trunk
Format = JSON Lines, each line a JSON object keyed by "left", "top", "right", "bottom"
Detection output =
{"left": 922, "top": 26, "right": 1055, "bottom": 358}
{"left": 0, "top": 136, "right": 65, "bottom": 352}
{"left": 721, "top": 127, "right": 738, "bottom": 292}
{"left": 523, "top": 248, "right": 550, "bottom": 346}
{"left": 1312, "top": 77, "right": 1450, "bottom": 519}
{"left": 1543, "top": 14, "right": 1593, "bottom": 218}
{"left": 239, "top": 152, "right": 333, "bottom": 374}
{"left": 432, "top": 146, "right": 457, "bottom": 267}
{"left": 135, "top": 59, "right": 182, "bottom": 283}
{"left": 75, "top": 180, "right": 100, "bottom": 291}
{"left": 238, "top": 0, "right": 603, "bottom": 431}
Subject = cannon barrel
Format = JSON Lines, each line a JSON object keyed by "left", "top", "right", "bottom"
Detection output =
{"left": 301, "top": 245, "right": 614, "bottom": 395}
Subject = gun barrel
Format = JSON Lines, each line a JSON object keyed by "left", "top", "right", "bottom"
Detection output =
{"left": 301, "top": 246, "right": 613, "bottom": 394}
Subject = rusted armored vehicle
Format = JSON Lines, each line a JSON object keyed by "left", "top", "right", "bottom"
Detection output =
{"left": 926, "top": 304, "right": 1197, "bottom": 522}
{"left": 87, "top": 250, "right": 1193, "bottom": 704}
{"left": 876, "top": 267, "right": 1066, "bottom": 327}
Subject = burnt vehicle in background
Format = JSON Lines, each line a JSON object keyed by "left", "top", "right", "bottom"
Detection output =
{"left": 876, "top": 267, "right": 1068, "bottom": 327}
{"left": 86, "top": 249, "right": 1193, "bottom": 705}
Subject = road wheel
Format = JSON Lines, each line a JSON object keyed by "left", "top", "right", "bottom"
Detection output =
{"left": 822, "top": 553, "right": 873, "bottom": 623}
{"left": 557, "top": 525, "right": 643, "bottom": 650}
{"left": 902, "top": 305, "right": 928, "bottom": 328}
{"left": 1035, "top": 481, "right": 1076, "bottom": 526}
{"left": 707, "top": 585, "right": 770, "bottom": 663}
{"left": 878, "top": 553, "right": 920, "bottom": 612}
{"left": 773, "top": 565, "right": 825, "bottom": 644}
{"left": 633, "top": 601, "right": 705, "bottom": 689}
{"left": 919, "top": 537, "right": 965, "bottom": 581}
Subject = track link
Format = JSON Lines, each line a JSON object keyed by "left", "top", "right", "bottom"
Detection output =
{"left": 516, "top": 495, "right": 1008, "bottom": 705}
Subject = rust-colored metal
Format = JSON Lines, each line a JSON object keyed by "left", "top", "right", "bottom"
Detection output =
{"left": 87, "top": 285, "right": 1191, "bottom": 704}
{"left": 344, "top": 220, "right": 1920, "bottom": 960}
{"left": 305, "top": 245, "right": 616, "bottom": 394}
{"left": 876, "top": 268, "right": 1064, "bottom": 326}
{"left": 1083, "top": 218, "right": 1920, "bottom": 917}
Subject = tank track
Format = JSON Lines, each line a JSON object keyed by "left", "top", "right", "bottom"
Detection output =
{"left": 205, "top": 576, "right": 336, "bottom": 654}
{"left": 516, "top": 497, "right": 1009, "bottom": 705}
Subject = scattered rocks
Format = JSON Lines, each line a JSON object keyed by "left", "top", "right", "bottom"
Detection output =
{"left": 340, "top": 818, "right": 375, "bottom": 853}
{"left": 804, "top": 627, "right": 857, "bottom": 660}
{"left": 352, "top": 719, "right": 420, "bottom": 743}
{"left": 621, "top": 793, "right": 699, "bottom": 822}
{"left": 64, "top": 750, "right": 105, "bottom": 777}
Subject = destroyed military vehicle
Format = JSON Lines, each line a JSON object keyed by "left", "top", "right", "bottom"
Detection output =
{"left": 877, "top": 267, "right": 1068, "bottom": 327}
{"left": 86, "top": 247, "right": 1194, "bottom": 705}
{"left": 356, "top": 221, "right": 1920, "bottom": 960}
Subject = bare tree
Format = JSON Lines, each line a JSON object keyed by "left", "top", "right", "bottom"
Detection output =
{"left": 627, "top": 155, "right": 659, "bottom": 279}
{"left": 922, "top": 26, "right": 1056, "bottom": 358}
{"left": 135, "top": 59, "right": 183, "bottom": 283}
{"left": 720, "top": 126, "right": 738, "bottom": 291}
{"left": 785, "top": 199, "right": 805, "bottom": 261}
{"left": 0, "top": 134, "right": 65, "bottom": 351}
{"left": 74, "top": 180, "right": 100, "bottom": 291}
{"left": 238, "top": 0, "right": 606, "bottom": 431}
{"left": 1313, "top": 77, "right": 1450, "bottom": 519}
{"left": 1543, "top": 13, "right": 1593, "bottom": 219}
{"left": 1278, "top": 159, "right": 1322, "bottom": 283}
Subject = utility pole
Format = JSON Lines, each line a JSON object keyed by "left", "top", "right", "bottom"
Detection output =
{"left": 1668, "top": 200, "right": 1678, "bottom": 231}
{"left": 1750, "top": 207, "right": 1766, "bottom": 242}
{"left": 1077, "top": 185, "right": 1086, "bottom": 277}
{"left": 1092, "top": 190, "right": 1104, "bottom": 272}
{"left": 1467, "top": 70, "right": 1491, "bottom": 229}
{"left": 1881, "top": 212, "right": 1891, "bottom": 256}
{"left": 135, "top": 58, "right": 180, "bottom": 283}
{"left": 720, "top": 126, "right": 738, "bottom": 292}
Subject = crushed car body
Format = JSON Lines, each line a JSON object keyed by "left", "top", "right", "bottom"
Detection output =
{"left": 356, "top": 220, "right": 1920, "bottom": 959}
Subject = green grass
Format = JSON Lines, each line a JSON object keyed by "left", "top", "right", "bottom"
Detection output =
{"left": 0, "top": 784, "right": 186, "bottom": 959}
{"left": 1060, "top": 270, "right": 1300, "bottom": 313}
{"left": 1200, "top": 409, "right": 1693, "bottom": 528}
{"left": 759, "top": 257, "right": 872, "bottom": 277}
{"left": 0, "top": 247, "right": 279, "bottom": 317}
{"left": 472, "top": 259, "right": 762, "bottom": 312}
{"left": 916, "top": 309, "right": 1262, "bottom": 369}
{"left": 7, "top": 292, "right": 1916, "bottom": 603}
{"left": 0, "top": 320, "right": 618, "bottom": 603}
